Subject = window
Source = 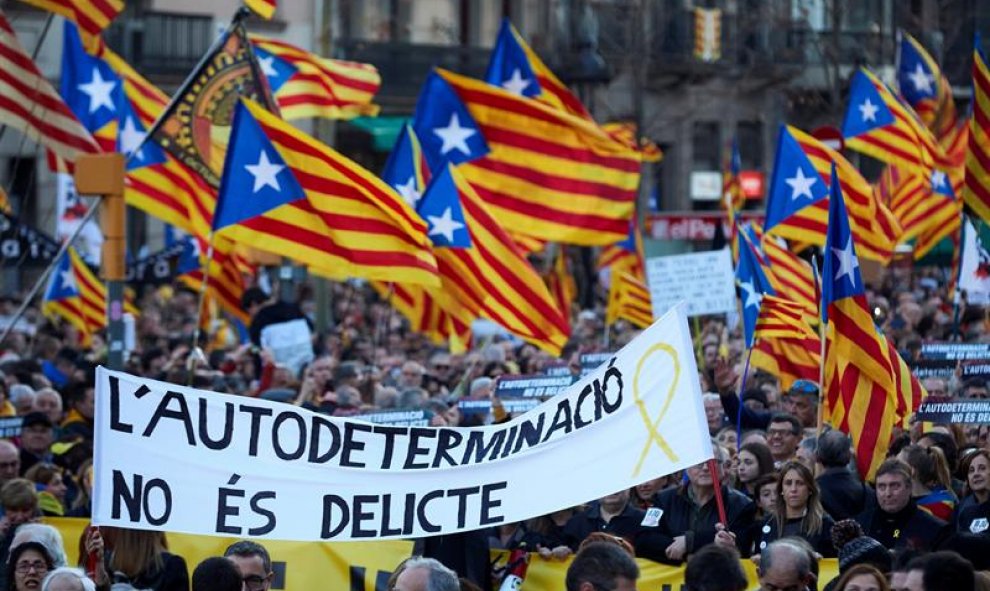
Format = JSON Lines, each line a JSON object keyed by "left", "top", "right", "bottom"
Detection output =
{"left": 736, "top": 121, "right": 763, "bottom": 169}
{"left": 692, "top": 121, "right": 721, "bottom": 171}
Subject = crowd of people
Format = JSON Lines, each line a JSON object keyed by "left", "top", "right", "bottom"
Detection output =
{"left": 0, "top": 261, "right": 987, "bottom": 590}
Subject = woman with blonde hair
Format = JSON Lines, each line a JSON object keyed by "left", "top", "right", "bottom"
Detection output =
{"left": 831, "top": 564, "right": 889, "bottom": 591}
{"left": 756, "top": 461, "right": 835, "bottom": 557}
{"left": 98, "top": 527, "right": 188, "bottom": 591}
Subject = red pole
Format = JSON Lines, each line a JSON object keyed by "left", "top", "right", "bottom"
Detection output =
{"left": 708, "top": 458, "right": 729, "bottom": 526}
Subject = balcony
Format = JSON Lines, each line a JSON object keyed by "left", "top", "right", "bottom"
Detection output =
{"left": 337, "top": 41, "right": 490, "bottom": 112}
{"left": 104, "top": 12, "right": 215, "bottom": 84}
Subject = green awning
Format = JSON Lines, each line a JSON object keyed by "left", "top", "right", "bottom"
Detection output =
{"left": 348, "top": 116, "right": 409, "bottom": 152}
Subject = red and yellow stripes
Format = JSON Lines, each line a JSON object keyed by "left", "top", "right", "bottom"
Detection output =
{"left": 17, "top": 0, "right": 122, "bottom": 52}
{"left": 771, "top": 127, "right": 900, "bottom": 262}
{"left": 372, "top": 282, "right": 472, "bottom": 353}
{"left": 436, "top": 165, "right": 569, "bottom": 354}
{"left": 751, "top": 336, "right": 820, "bottom": 392}
{"left": 250, "top": 35, "right": 380, "bottom": 120}
{"left": 606, "top": 271, "right": 653, "bottom": 329}
{"left": 964, "top": 48, "right": 990, "bottom": 225}
{"left": 847, "top": 68, "right": 943, "bottom": 174}
{"left": 750, "top": 224, "right": 817, "bottom": 318}
{"left": 885, "top": 333, "right": 926, "bottom": 428}
{"left": 504, "top": 21, "right": 591, "bottom": 120}
{"left": 244, "top": 0, "right": 276, "bottom": 20}
{"left": 545, "top": 248, "right": 576, "bottom": 334}
{"left": 825, "top": 295, "right": 897, "bottom": 479}
{"left": 0, "top": 12, "right": 99, "bottom": 164}
{"left": 438, "top": 69, "right": 641, "bottom": 246}
{"left": 223, "top": 100, "right": 439, "bottom": 288}
{"left": 754, "top": 295, "right": 817, "bottom": 341}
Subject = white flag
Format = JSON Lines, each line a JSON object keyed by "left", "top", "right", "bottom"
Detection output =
{"left": 959, "top": 218, "right": 990, "bottom": 305}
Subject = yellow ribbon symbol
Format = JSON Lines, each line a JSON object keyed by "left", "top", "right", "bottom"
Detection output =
{"left": 631, "top": 343, "right": 681, "bottom": 478}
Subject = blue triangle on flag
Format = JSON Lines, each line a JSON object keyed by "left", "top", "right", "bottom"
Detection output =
{"left": 382, "top": 124, "right": 425, "bottom": 206}
{"left": 897, "top": 36, "right": 938, "bottom": 104}
{"left": 213, "top": 102, "right": 306, "bottom": 231}
{"left": 118, "top": 97, "right": 166, "bottom": 170}
{"left": 412, "top": 71, "right": 489, "bottom": 172}
{"left": 765, "top": 126, "right": 829, "bottom": 231}
{"left": 60, "top": 23, "right": 121, "bottom": 134}
{"left": 416, "top": 164, "right": 472, "bottom": 249}
{"left": 44, "top": 254, "right": 78, "bottom": 302}
{"left": 823, "top": 164, "right": 864, "bottom": 319}
{"left": 253, "top": 46, "right": 298, "bottom": 94}
{"left": 484, "top": 19, "right": 541, "bottom": 99}
{"left": 841, "top": 70, "right": 896, "bottom": 138}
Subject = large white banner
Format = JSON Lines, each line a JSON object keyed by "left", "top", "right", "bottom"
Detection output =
{"left": 93, "top": 306, "right": 712, "bottom": 541}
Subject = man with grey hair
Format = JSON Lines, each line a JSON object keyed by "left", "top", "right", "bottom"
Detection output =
{"left": 0, "top": 440, "right": 20, "bottom": 486}
{"left": 32, "top": 388, "right": 63, "bottom": 426}
{"left": 758, "top": 539, "right": 815, "bottom": 591}
{"left": 391, "top": 556, "right": 459, "bottom": 591}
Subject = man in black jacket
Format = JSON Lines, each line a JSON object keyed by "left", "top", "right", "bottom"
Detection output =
{"left": 816, "top": 429, "right": 874, "bottom": 521}
{"left": 856, "top": 458, "right": 951, "bottom": 551}
{"left": 563, "top": 489, "right": 670, "bottom": 563}
{"left": 654, "top": 448, "right": 756, "bottom": 563}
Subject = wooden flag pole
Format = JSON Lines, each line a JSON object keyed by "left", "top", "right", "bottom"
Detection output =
{"left": 187, "top": 232, "right": 216, "bottom": 382}
{"left": 812, "top": 254, "right": 827, "bottom": 436}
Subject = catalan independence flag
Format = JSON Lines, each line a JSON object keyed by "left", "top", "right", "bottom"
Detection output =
{"left": 546, "top": 247, "right": 577, "bottom": 333}
{"left": 723, "top": 139, "right": 743, "bottom": 259}
{"left": 842, "top": 68, "right": 943, "bottom": 173}
{"left": 214, "top": 99, "right": 440, "bottom": 288}
{"left": 597, "top": 219, "right": 645, "bottom": 283}
{"left": 606, "top": 271, "right": 653, "bottom": 329}
{"left": 964, "top": 43, "right": 990, "bottom": 225}
{"left": 42, "top": 247, "right": 106, "bottom": 343}
{"left": 754, "top": 295, "right": 817, "bottom": 341}
{"left": 765, "top": 125, "right": 900, "bottom": 262}
{"left": 751, "top": 336, "right": 820, "bottom": 392}
{"left": 485, "top": 18, "right": 591, "bottom": 120}
{"left": 250, "top": 35, "right": 380, "bottom": 121}
{"left": 736, "top": 227, "right": 775, "bottom": 348}
{"left": 0, "top": 11, "right": 99, "bottom": 166}
{"left": 822, "top": 164, "right": 897, "bottom": 479}
{"left": 413, "top": 69, "right": 641, "bottom": 246}
{"left": 897, "top": 31, "right": 947, "bottom": 129}
{"left": 417, "top": 163, "right": 570, "bottom": 354}
{"left": 744, "top": 223, "right": 817, "bottom": 319}
{"left": 18, "top": 0, "right": 122, "bottom": 52}
{"left": 883, "top": 333, "right": 926, "bottom": 428}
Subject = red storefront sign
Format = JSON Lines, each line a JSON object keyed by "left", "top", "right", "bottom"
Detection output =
{"left": 646, "top": 213, "right": 765, "bottom": 241}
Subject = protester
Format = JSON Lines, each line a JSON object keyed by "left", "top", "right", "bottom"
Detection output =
{"left": 17, "top": 413, "right": 54, "bottom": 476}
{"left": 684, "top": 545, "right": 748, "bottom": 591}
{"left": 390, "top": 556, "right": 459, "bottom": 591}
{"left": 736, "top": 442, "right": 776, "bottom": 499}
{"left": 956, "top": 449, "right": 990, "bottom": 534}
{"left": 921, "top": 551, "right": 975, "bottom": 591}
{"left": 101, "top": 528, "right": 188, "bottom": 591}
{"left": 828, "top": 520, "right": 891, "bottom": 584}
{"left": 224, "top": 541, "right": 274, "bottom": 591}
{"left": 7, "top": 541, "right": 54, "bottom": 591}
{"left": 898, "top": 445, "right": 957, "bottom": 522}
{"left": 830, "top": 564, "right": 890, "bottom": 591}
{"left": 817, "top": 430, "right": 874, "bottom": 521}
{"left": 857, "top": 459, "right": 952, "bottom": 552}
{"left": 767, "top": 414, "right": 803, "bottom": 467}
{"left": 781, "top": 381, "right": 820, "bottom": 431}
{"left": 757, "top": 540, "right": 816, "bottom": 591}
{"left": 564, "top": 541, "right": 639, "bottom": 591}
{"left": 562, "top": 488, "right": 670, "bottom": 563}
{"left": 756, "top": 461, "right": 836, "bottom": 557}
{"left": 191, "top": 557, "right": 241, "bottom": 591}
{"left": 40, "top": 568, "right": 96, "bottom": 591}
{"left": 0, "top": 442, "right": 20, "bottom": 489}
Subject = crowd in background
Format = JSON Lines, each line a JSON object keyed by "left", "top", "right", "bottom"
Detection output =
{"left": 0, "top": 262, "right": 987, "bottom": 590}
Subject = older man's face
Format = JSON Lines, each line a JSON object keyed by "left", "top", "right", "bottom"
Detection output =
{"left": 393, "top": 566, "right": 429, "bottom": 591}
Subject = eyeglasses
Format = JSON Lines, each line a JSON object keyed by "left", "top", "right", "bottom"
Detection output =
{"left": 767, "top": 428, "right": 798, "bottom": 438}
{"left": 243, "top": 575, "right": 269, "bottom": 591}
{"left": 15, "top": 561, "right": 48, "bottom": 574}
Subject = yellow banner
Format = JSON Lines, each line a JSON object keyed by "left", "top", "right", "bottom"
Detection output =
{"left": 46, "top": 518, "right": 412, "bottom": 591}
{"left": 493, "top": 551, "right": 839, "bottom": 591}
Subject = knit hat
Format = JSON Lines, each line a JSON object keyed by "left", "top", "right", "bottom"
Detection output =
{"left": 832, "top": 519, "right": 891, "bottom": 572}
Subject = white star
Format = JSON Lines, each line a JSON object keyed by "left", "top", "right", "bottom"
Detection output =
{"left": 739, "top": 280, "right": 762, "bottom": 310}
{"left": 258, "top": 56, "right": 279, "bottom": 79}
{"left": 59, "top": 267, "right": 76, "bottom": 293}
{"left": 244, "top": 151, "right": 285, "bottom": 193}
{"left": 77, "top": 69, "right": 117, "bottom": 114}
{"left": 931, "top": 169, "right": 947, "bottom": 189}
{"left": 831, "top": 237, "right": 860, "bottom": 287}
{"left": 433, "top": 113, "right": 477, "bottom": 156}
{"left": 785, "top": 168, "right": 818, "bottom": 202}
{"left": 427, "top": 207, "right": 465, "bottom": 244}
{"left": 501, "top": 68, "right": 532, "bottom": 96}
{"left": 118, "top": 116, "right": 146, "bottom": 161}
{"left": 858, "top": 98, "right": 879, "bottom": 122}
{"left": 907, "top": 63, "right": 934, "bottom": 94}
{"left": 394, "top": 176, "right": 421, "bottom": 206}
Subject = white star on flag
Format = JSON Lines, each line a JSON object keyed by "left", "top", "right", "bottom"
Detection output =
{"left": 931, "top": 169, "right": 947, "bottom": 189}
{"left": 59, "top": 267, "right": 77, "bottom": 293}
{"left": 118, "top": 116, "right": 146, "bottom": 161}
{"left": 78, "top": 69, "right": 117, "bottom": 114}
{"left": 395, "top": 176, "right": 421, "bottom": 206}
{"left": 427, "top": 207, "right": 465, "bottom": 244}
{"left": 785, "top": 168, "right": 817, "bottom": 201}
{"left": 433, "top": 113, "right": 477, "bottom": 156}
{"left": 832, "top": 237, "right": 860, "bottom": 287}
{"left": 258, "top": 56, "right": 279, "bottom": 79}
{"left": 245, "top": 151, "right": 285, "bottom": 193}
{"left": 907, "top": 63, "right": 934, "bottom": 94}
{"left": 858, "top": 98, "right": 879, "bottom": 122}
{"left": 739, "top": 280, "right": 762, "bottom": 310}
{"left": 501, "top": 69, "right": 532, "bottom": 95}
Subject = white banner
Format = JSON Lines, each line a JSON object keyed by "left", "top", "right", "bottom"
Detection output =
{"left": 646, "top": 249, "right": 736, "bottom": 318}
{"left": 92, "top": 306, "right": 712, "bottom": 541}
{"left": 960, "top": 218, "right": 990, "bottom": 305}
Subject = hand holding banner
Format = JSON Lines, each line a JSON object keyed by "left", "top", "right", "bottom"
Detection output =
{"left": 92, "top": 305, "right": 712, "bottom": 541}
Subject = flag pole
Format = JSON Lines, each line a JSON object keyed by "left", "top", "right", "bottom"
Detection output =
{"left": 950, "top": 215, "right": 968, "bottom": 341}
{"left": 0, "top": 197, "right": 103, "bottom": 347}
{"left": 187, "top": 232, "right": 216, "bottom": 381}
{"left": 375, "top": 282, "right": 396, "bottom": 351}
{"left": 735, "top": 345, "right": 754, "bottom": 450}
{"left": 812, "top": 254, "right": 827, "bottom": 436}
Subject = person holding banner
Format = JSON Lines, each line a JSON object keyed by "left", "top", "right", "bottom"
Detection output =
{"left": 562, "top": 489, "right": 671, "bottom": 564}
{"left": 654, "top": 447, "right": 757, "bottom": 562}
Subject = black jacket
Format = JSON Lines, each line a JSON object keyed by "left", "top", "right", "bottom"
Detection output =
{"left": 653, "top": 484, "right": 757, "bottom": 561}
{"left": 717, "top": 389, "right": 771, "bottom": 431}
{"left": 562, "top": 501, "right": 671, "bottom": 563}
{"left": 756, "top": 513, "right": 837, "bottom": 557}
{"left": 954, "top": 495, "right": 990, "bottom": 535}
{"left": 817, "top": 467, "right": 875, "bottom": 522}
{"left": 856, "top": 500, "right": 952, "bottom": 552}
